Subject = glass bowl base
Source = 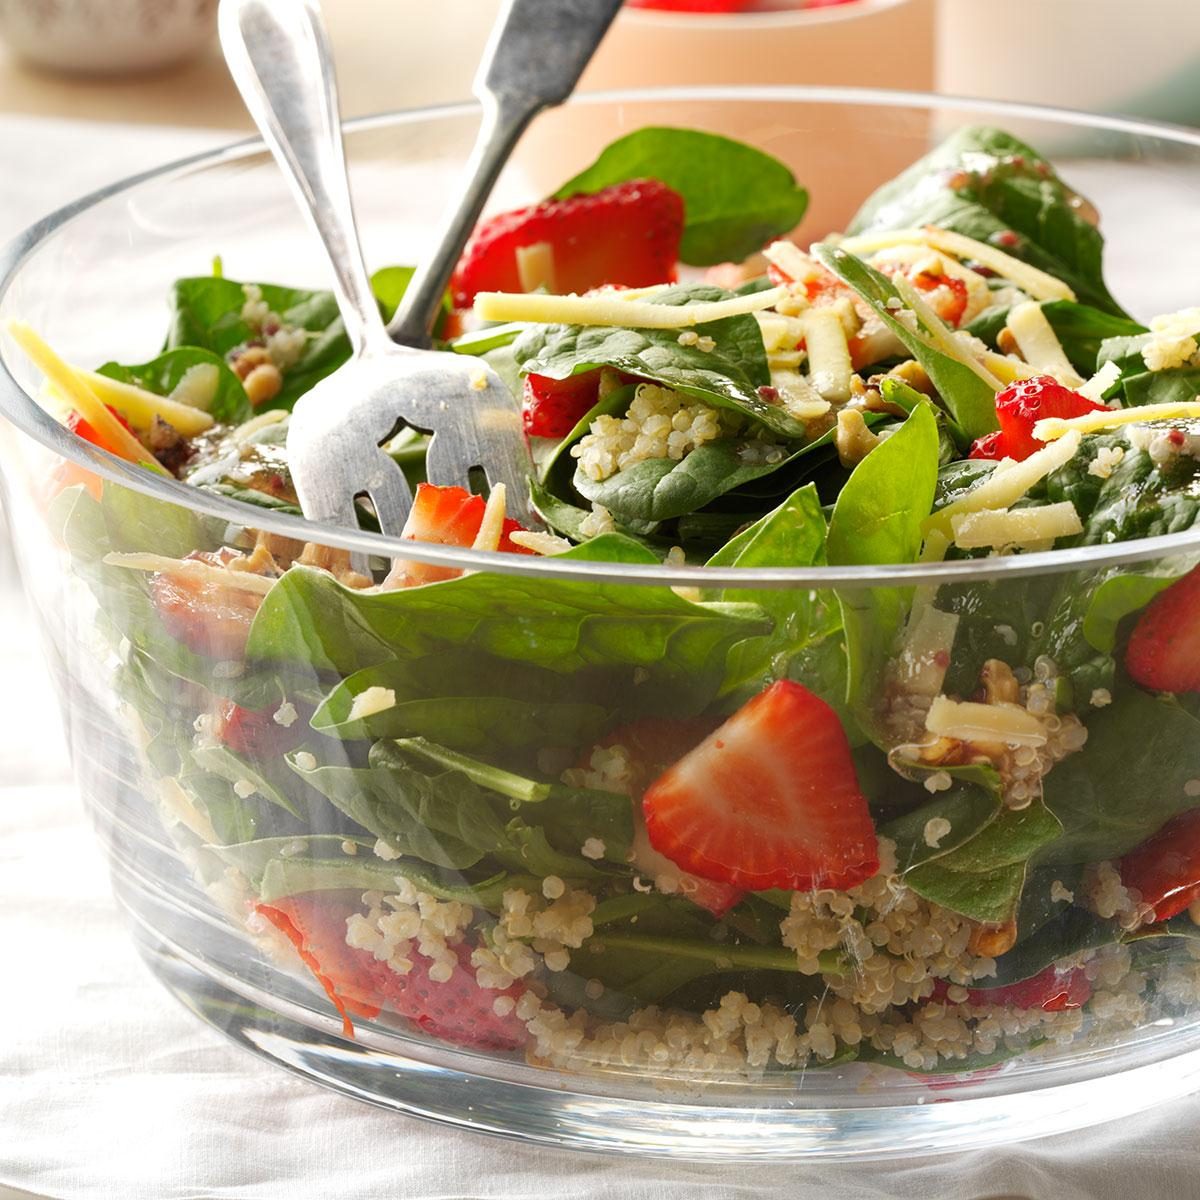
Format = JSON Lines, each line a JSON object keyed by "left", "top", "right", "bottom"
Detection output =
{"left": 127, "top": 912, "right": 1200, "bottom": 1162}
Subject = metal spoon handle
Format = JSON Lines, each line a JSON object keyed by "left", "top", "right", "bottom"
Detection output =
{"left": 388, "top": 0, "right": 625, "bottom": 348}
{"left": 219, "top": 0, "right": 388, "bottom": 355}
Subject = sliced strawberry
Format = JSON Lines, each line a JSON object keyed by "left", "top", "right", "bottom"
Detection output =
{"left": 1125, "top": 565, "right": 1200, "bottom": 694}
{"left": 523, "top": 370, "right": 601, "bottom": 439}
{"left": 642, "top": 681, "right": 879, "bottom": 892}
{"left": 994, "top": 375, "right": 1106, "bottom": 461}
{"left": 450, "top": 179, "right": 683, "bottom": 309}
{"left": 256, "top": 896, "right": 382, "bottom": 1038}
{"left": 1118, "top": 808, "right": 1200, "bottom": 923}
{"left": 395, "top": 482, "right": 535, "bottom": 587}
{"left": 586, "top": 716, "right": 743, "bottom": 916}
{"left": 374, "top": 941, "right": 526, "bottom": 1051}
{"left": 214, "top": 698, "right": 303, "bottom": 757}
{"left": 935, "top": 964, "right": 1092, "bottom": 1013}
{"left": 913, "top": 270, "right": 969, "bottom": 328}
{"left": 969, "top": 430, "right": 1007, "bottom": 460}
{"left": 258, "top": 894, "right": 527, "bottom": 1049}
{"left": 150, "top": 548, "right": 264, "bottom": 660}
{"left": 67, "top": 405, "right": 136, "bottom": 457}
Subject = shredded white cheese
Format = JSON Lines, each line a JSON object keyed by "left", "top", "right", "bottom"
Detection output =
{"left": 803, "top": 308, "right": 853, "bottom": 402}
{"left": 951, "top": 502, "right": 1083, "bottom": 550}
{"left": 925, "top": 430, "right": 1082, "bottom": 536}
{"left": 1005, "top": 302, "right": 1084, "bottom": 388}
{"left": 101, "top": 552, "right": 276, "bottom": 594}
{"left": 925, "top": 695, "right": 1048, "bottom": 746}
{"left": 515, "top": 241, "right": 557, "bottom": 294}
{"left": 473, "top": 285, "right": 786, "bottom": 329}
{"left": 1033, "top": 401, "right": 1200, "bottom": 442}
{"left": 839, "top": 226, "right": 1076, "bottom": 303}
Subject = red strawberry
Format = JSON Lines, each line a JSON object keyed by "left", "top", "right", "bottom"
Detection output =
{"left": 150, "top": 547, "right": 264, "bottom": 659}
{"left": 642, "top": 681, "right": 879, "bottom": 892}
{"left": 67, "top": 404, "right": 136, "bottom": 457}
{"left": 450, "top": 179, "right": 683, "bottom": 308}
{"left": 1118, "top": 808, "right": 1200, "bottom": 923}
{"left": 934, "top": 964, "right": 1091, "bottom": 1013}
{"left": 1125, "top": 565, "right": 1200, "bottom": 693}
{"left": 256, "top": 896, "right": 383, "bottom": 1038}
{"left": 969, "top": 430, "right": 1007, "bottom": 460}
{"left": 994, "top": 376, "right": 1105, "bottom": 461}
{"left": 395, "top": 482, "right": 535, "bottom": 586}
{"left": 258, "top": 894, "right": 527, "bottom": 1050}
{"left": 523, "top": 369, "right": 601, "bottom": 439}
{"left": 214, "top": 698, "right": 303, "bottom": 757}
{"left": 913, "top": 270, "right": 969, "bottom": 328}
{"left": 587, "top": 717, "right": 743, "bottom": 916}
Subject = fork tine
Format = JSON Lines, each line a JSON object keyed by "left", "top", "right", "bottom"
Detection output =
{"left": 363, "top": 450, "right": 417, "bottom": 540}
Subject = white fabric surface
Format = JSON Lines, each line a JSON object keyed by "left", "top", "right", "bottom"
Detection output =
{"left": 1, "top": 114, "right": 1199, "bottom": 1200}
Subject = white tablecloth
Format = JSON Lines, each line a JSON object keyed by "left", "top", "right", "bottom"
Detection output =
{"left": 2, "top": 115, "right": 1200, "bottom": 1200}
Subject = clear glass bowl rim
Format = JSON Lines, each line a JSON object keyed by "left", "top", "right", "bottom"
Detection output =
{"left": 4, "top": 85, "right": 1200, "bottom": 591}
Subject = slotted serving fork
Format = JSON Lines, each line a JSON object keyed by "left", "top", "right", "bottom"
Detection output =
{"left": 219, "top": 0, "right": 624, "bottom": 570}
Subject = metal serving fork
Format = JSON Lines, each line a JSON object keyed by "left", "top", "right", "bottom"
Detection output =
{"left": 219, "top": 0, "right": 624, "bottom": 569}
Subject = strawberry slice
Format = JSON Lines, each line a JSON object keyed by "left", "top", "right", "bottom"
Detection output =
{"left": 523, "top": 369, "right": 601, "bottom": 439}
{"left": 1118, "top": 808, "right": 1200, "bottom": 923}
{"left": 934, "top": 964, "right": 1092, "bottom": 1012}
{"left": 257, "top": 894, "right": 527, "bottom": 1049}
{"left": 214, "top": 698, "right": 303, "bottom": 757}
{"left": 396, "top": 482, "right": 535, "bottom": 586}
{"left": 969, "top": 430, "right": 1007, "bottom": 460}
{"left": 150, "top": 548, "right": 264, "bottom": 660}
{"left": 256, "top": 896, "right": 383, "bottom": 1038}
{"left": 450, "top": 179, "right": 683, "bottom": 309}
{"left": 1125, "top": 565, "right": 1200, "bottom": 693}
{"left": 993, "top": 376, "right": 1106, "bottom": 462}
{"left": 585, "top": 717, "right": 743, "bottom": 916}
{"left": 642, "top": 681, "right": 879, "bottom": 892}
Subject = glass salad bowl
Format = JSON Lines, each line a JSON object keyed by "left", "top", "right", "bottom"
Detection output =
{"left": 3, "top": 88, "right": 1200, "bottom": 1161}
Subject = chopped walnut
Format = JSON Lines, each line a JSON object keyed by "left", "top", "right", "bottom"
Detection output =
{"left": 835, "top": 409, "right": 881, "bottom": 467}
{"left": 969, "top": 918, "right": 1017, "bottom": 958}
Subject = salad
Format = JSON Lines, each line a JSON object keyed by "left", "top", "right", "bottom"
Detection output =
{"left": 14, "top": 121, "right": 1200, "bottom": 1082}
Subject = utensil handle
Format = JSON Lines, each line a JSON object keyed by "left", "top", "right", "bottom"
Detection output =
{"left": 388, "top": 0, "right": 624, "bottom": 348}
{"left": 219, "top": 0, "right": 389, "bottom": 355}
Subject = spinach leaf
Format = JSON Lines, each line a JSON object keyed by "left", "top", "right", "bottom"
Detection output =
{"left": 512, "top": 284, "right": 807, "bottom": 439}
{"left": 847, "top": 125, "right": 1127, "bottom": 317}
{"left": 553, "top": 126, "right": 808, "bottom": 267}
{"left": 98, "top": 347, "right": 251, "bottom": 424}
{"left": 813, "top": 244, "right": 999, "bottom": 439}
{"left": 246, "top": 565, "right": 770, "bottom": 693}
{"left": 572, "top": 435, "right": 824, "bottom": 525}
{"left": 826, "top": 405, "right": 940, "bottom": 738}
{"left": 827, "top": 404, "right": 939, "bottom": 566}
{"left": 705, "top": 485, "right": 845, "bottom": 705}
{"left": 1081, "top": 573, "right": 1176, "bottom": 652}
{"left": 1098, "top": 323, "right": 1200, "bottom": 409}
{"left": 904, "top": 799, "right": 1064, "bottom": 925}
{"left": 882, "top": 778, "right": 1004, "bottom": 875}
{"left": 1040, "top": 693, "right": 1200, "bottom": 864}
{"left": 164, "top": 267, "right": 412, "bottom": 411}
{"left": 288, "top": 745, "right": 511, "bottom": 870}
{"left": 313, "top": 684, "right": 608, "bottom": 754}
{"left": 980, "top": 872, "right": 1117, "bottom": 988}
{"left": 1032, "top": 424, "right": 1200, "bottom": 545}
{"left": 966, "top": 301, "right": 1145, "bottom": 377}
